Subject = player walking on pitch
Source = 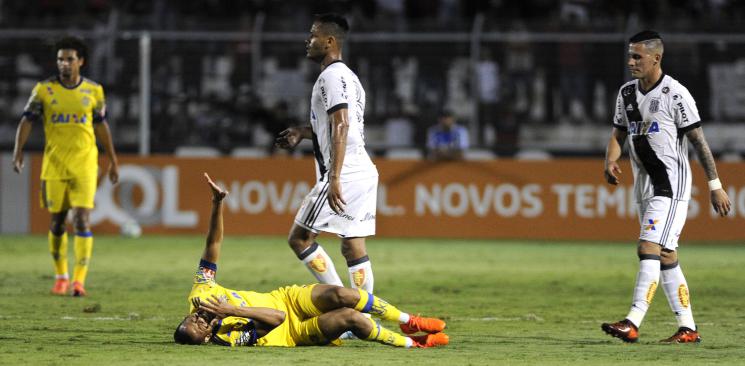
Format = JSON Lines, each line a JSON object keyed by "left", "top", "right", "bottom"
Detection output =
{"left": 601, "top": 30, "right": 731, "bottom": 343}
{"left": 12, "top": 37, "right": 119, "bottom": 297}
{"left": 276, "top": 14, "right": 378, "bottom": 295}
{"left": 174, "top": 174, "right": 447, "bottom": 348}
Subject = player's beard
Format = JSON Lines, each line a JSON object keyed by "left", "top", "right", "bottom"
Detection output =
{"left": 306, "top": 46, "right": 325, "bottom": 63}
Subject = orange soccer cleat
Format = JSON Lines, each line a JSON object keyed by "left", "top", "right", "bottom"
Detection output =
{"left": 601, "top": 319, "right": 639, "bottom": 343}
{"left": 400, "top": 315, "right": 446, "bottom": 335}
{"left": 51, "top": 278, "right": 69, "bottom": 295}
{"left": 660, "top": 327, "right": 701, "bottom": 343}
{"left": 72, "top": 281, "right": 87, "bottom": 297}
{"left": 411, "top": 332, "right": 449, "bottom": 348}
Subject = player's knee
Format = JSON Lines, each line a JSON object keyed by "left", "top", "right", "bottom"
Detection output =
{"left": 332, "top": 286, "right": 359, "bottom": 308}
{"left": 339, "top": 308, "right": 365, "bottom": 329}
{"left": 660, "top": 249, "right": 678, "bottom": 267}
{"left": 49, "top": 216, "right": 65, "bottom": 235}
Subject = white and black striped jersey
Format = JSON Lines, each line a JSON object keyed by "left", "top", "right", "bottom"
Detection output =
{"left": 309, "top": 61, "right": 377, "bottom": 182}
{"left": 613, "top": 74, "right": 701, "bottom": 202}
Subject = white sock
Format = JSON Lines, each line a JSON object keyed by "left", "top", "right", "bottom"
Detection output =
{"left": 298, "top": 243, "right": 343, "bottom": 287}
{"left": 399, "top": 312, "right": 410, "bottom": 324}
{"left": 626, "top": 257, "right": 661, "bottom": 328}
{"left": 404, "top": 337, "right": 414, "bottom": 348}
{"left": 347, "top": 255, "right": 374, "bottom": 293}
{"left": 661, "top": 263, "right": 696, "bottom": 330}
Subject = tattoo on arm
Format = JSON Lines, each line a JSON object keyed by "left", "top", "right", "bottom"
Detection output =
{"left": 686, "top": 127, "right": 719, "bottom": 181}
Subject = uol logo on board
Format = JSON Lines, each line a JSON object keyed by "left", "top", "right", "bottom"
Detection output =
{"left": 644, "top": 219, "right": 659, "bottom": 231}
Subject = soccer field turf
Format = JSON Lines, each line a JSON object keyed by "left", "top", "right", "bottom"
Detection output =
{"left": 1, "top": 235, "right": 743, "bottom": 365}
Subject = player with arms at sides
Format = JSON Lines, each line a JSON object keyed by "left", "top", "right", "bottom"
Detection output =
{"left": 601, "top": 31, "right": 731, "bottom": 343}
{"left": 275, "top": 14, "right": 378, "bottom": 297}
{"left": 12, "top": 36, "right": 119, "bottom": 297}
{"left": 173, "top": 173, "right": 448, "bottom": 348}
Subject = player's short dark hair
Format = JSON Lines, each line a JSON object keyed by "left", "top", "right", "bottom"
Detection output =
{"left": 314, "top": 13, "right": 350, "bottom": 43}
{"left": 173, "top": 318, "right": 201, "bottom": 345}
{"left": 54, "top": 36, "right": 88, "bottom": 60}
{"left": 439, "top": 109, "right": 454, "bottom": 118}
{"left": 629, "top": 30, "right": 663, "bottom": 44}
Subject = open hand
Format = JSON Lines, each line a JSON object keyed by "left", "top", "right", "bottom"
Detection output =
{"left": 196, "top": 294, "right": 235, "bottom": 319}
{"left": 204, "top": 173, "right": 228, "bottom": 202}
{"left": 275, "top": 128, "right": 303, "bottom": 149}
{"left": 711, "top": 189, "right": 731, "bottom": 217}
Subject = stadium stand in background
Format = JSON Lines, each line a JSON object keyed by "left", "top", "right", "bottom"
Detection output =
{"left": 1, "top": 0, "right": 745, "bottom": 159}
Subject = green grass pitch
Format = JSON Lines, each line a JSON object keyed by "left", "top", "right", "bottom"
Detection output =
{"left": 1, "top": 235, "right": 744, "bottom": 365}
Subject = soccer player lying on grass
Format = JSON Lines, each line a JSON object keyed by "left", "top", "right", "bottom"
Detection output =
{"left": 173, "top": 173, "right": 448, "bottom": 348}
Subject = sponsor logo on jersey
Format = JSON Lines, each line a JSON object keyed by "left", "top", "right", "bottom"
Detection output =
{"left": 629, "top": 121, "right": 660, "bottom": 136}
{"left": 646, "top": 281, "right": 658, "bottom": 304}
{"left": 332, "top": 211, "right": 355, "bottom": 221}
{"left": 310, "top": 254, "right": 327, "bottom": 273}
{"left": 352, "top": 268, "right": 366, "bottom": 287}
{"left": 46, "top": 86, "right": 54, "bottom": 95}
{"left": 649, "top": 99, "right": 660, "bottom": 113}
{"left": 626, "top": 104, "right": 633, "bottom": 112}
{"left": 644, "top": 219, "right": 659, "bottom": 231}
{"left": 678, "top": 284, "right": 690, "bottom": 307}
{"left": 51, "top": 113, "right": 88, "bottom": 124}
{"left": 360, "top": 212, "right": 376, "bottom": 222}
{"left": 677, "top": 102, "right": 689, "bottom": 123}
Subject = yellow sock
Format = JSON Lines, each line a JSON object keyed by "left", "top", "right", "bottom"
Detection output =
{"left": 72, "top": 232, "right": 93, "bottom": 285}
{"left": 353, "top": 289, "right": 404, "bottom": 322}
{"left": 48, "top": 231, "right": 68, "bottom": 278}
{"left": 363, "top": 317, "right": 410, "bottom": 347}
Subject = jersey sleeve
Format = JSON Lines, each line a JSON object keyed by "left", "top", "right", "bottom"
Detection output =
{"left": 672, "top": 86, "right": 701, "bottom": 132}
{"left": 612, "top": 89, "right": 628, "bottom": 131}
{"left": 92, "top": 84, "right": 107, "bottom": 123}
{"left": 22, "top": 83, "right": 44, "bottom": 122}
{"left": 319, "top": 71, "right": 349, "bottom": 114}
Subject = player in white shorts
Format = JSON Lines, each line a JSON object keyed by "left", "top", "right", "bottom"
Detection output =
{"left": 601, "top": 31, "right": 731, "bottom": 344}
{"left": 275, "top": 14, "right": 378, "bottom": 297}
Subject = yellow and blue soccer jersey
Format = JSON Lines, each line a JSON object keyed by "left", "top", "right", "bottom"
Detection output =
{"left": 23, "top": 76, "right": 107, "bottom": 180}
{"left": 187, "top": 260, "right": 297, "bottom": 347}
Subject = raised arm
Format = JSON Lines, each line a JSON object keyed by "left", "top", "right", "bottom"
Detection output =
{"left": 202, "top": 173, "right": 228, "bottom": 264}
{"left": 275, "top": 126, "right": 313, "bottom": 149}
{"left": 604, "top": 127, "right": 628, "bottom": 185}
{"left": 93, "top": 121, "right": 119, "bottom": 184}
{"left": 12, "top": 117, "right": 33, "bottom": 173}
{"left": 327, "top": 108, "right": 349, "bottom": 214}
{"left": 685, "top": 127, "right": 731, "bottom": 216}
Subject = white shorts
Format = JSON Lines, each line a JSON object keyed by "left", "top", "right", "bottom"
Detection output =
{"left": 294, "top": 176, "right": 377, "bottom": 238}
{"left": 637, "top": 196, "right": 688, "bottom": 250}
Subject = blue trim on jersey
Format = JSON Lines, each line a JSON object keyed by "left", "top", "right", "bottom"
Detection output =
{"left": 362, "top": 292, "right": 374, "bottom": 313}
{"left": 56, "top": 75, "right": 84, "bottom": 90}
{"left": 199, "top": 259, "right": 217, "bottom": 271}
{"left": 75, "top": 231, "right": 93, "bottom": 237}
{"left": 92, "top": 112, "right": 107, "bottom": 124}
{"left": 22, "top": 111, "right": 40, "bottom": 122}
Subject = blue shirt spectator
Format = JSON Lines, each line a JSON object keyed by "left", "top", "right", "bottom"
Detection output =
{"left": 427, "top": 110, "right": 469, "bottom": 161}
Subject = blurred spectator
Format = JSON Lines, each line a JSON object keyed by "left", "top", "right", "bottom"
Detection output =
{"left": 426, "top": 110, "right": 469, "bottom": 161}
